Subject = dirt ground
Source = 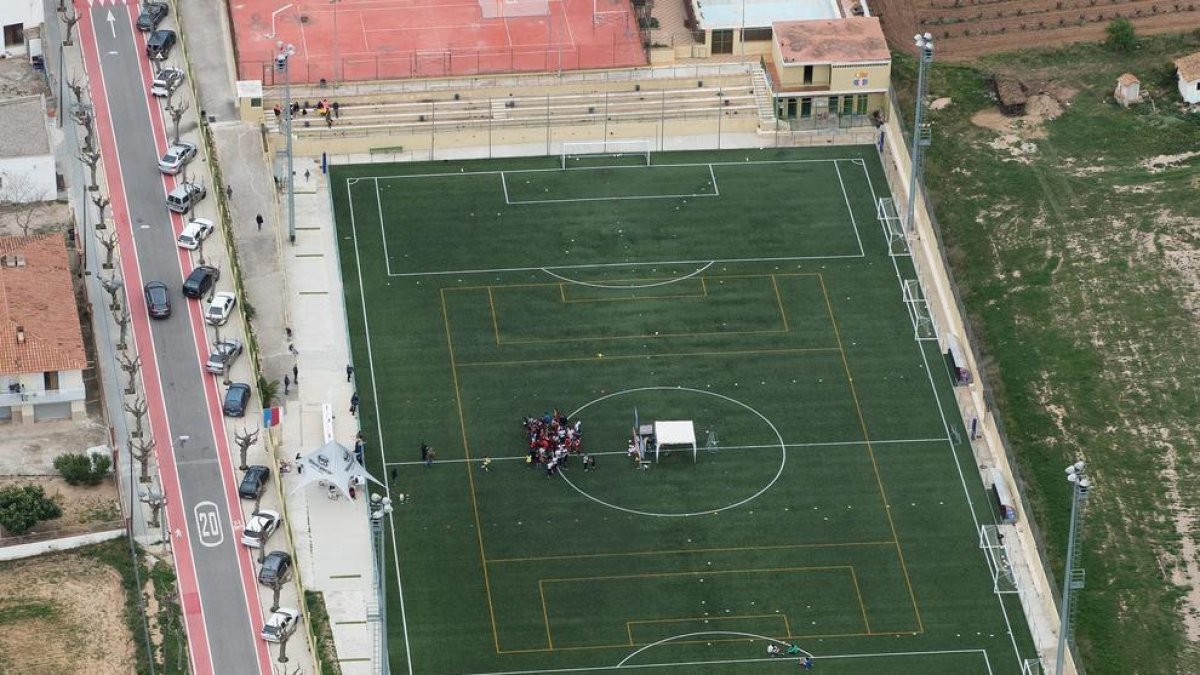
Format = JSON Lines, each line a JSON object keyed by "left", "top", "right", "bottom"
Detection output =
{"left": 0, "top": 550, "right": 136, "bottom": 673}
{"left": 0, "top": 476, "right": 122, "bottom": 536}
{"left": 0, "top": 418, "right": 109, "bottom": 476}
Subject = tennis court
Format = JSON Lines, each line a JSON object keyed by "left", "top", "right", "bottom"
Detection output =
{"left": 331, "top": 146, "right": 1037, "bottom": 674}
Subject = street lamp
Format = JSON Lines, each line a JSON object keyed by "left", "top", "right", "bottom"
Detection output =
{"left": 905, "top": 33, "right": 934, "bottom": 235}
{"left": 1056, "top": 461, "right": 1091, "bottom": 675}
{"left": 370, "top": 494, "right": 394, "bottom": 675}
{"left": 276, "top": 41, "right": 297, "bottom": 245}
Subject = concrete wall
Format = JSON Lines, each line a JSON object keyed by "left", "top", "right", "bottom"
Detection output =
{"left": 830, "top": 62, "right": 889, "bottom": 91}
{"left": 0, "top": 529, "right": 124, "bottom": 562}
{"left": 1179, "top": 75, "right": 1200, "bottom": 104}
{"left": 0, "top": 153, "right": 56, "bottom": 203}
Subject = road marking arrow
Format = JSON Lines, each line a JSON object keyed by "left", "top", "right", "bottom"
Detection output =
{"left": 106, "top": 9, "right": 116, "bottom": 38}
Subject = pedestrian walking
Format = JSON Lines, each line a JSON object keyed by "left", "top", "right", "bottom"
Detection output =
{"left": 273, "top": 104, "right": 282, "bottom": 118}
{"left": 346, "top": 364, "right": 354, "bottom": 382}
{"left": 350, "top": 392, "right": 360, "bottom": 410}
{"left": 226, "top": 184, "right": 233, "bottom": 199}
{"left": 292, "top": 364, "right": 299, "bottom": 384}
{"left": 425, "top": 448, "right": 436, "bottom": 468}
{"left": 304, "top": 168, "right": 311, "bottom": 182}
{"left": 289, "top": 343, "right": 299, "bottom": 356}
{"left": 325, "top": 114, "right": 333, "bottom": 129}
{"left": 479, "top": 456, "right": 492, "bottom": 472}
{"left": 332, "top": 101, "right": 340, "bottom": 118}
{"left": 420, "top": 442, "right": 430, "bottom": 463}
{"left": 255, "top": 214, "right": 264, "bottom": 231}
{"left": 283, "top": 374, "right": 291, "bottom": 395}
{"left": 390, "top": 467, "right": 398, "bottom": 484}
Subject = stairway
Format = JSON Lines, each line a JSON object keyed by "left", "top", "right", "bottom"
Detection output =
{"left": 751, "top": 65, "right": 776, "bottom": 127}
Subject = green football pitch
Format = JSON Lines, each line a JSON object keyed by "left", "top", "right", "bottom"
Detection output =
{"left": 330, "top": 146, "right": 1037, "bottom": 675}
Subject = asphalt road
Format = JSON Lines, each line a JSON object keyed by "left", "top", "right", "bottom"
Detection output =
{"left": 82, "top": 4, "right": 267, "bottom": 673}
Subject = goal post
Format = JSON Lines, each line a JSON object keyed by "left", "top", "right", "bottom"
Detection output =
{"left": 561, "top": 139, "right": 652, "bottom": 169}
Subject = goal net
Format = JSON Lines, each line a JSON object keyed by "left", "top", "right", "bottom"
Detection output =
{"left": 561, "top": 140, "right": 651, "bottom": 169}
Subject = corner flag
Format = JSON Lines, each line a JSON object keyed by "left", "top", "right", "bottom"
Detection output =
{"left": 263, "top": 407, "right": 282, "bottom": 428}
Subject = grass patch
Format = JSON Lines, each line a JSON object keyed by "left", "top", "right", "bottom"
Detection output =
{"left": 304, "top": 590, "right": 342, "bottom": 675}
{"left": 0, "top": 601, "right": 59, "bottom": 624}
{"left": 892, "top": 30, "right": 1200, "bottom": 675}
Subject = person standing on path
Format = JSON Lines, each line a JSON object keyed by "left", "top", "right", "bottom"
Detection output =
{"left": 256, "top": 214, "right": 264, "bottom": 231}
{"left": 292, "top": 364, "right": 299, "bottom": 384}
{"left": 283, "top": 374, "right": 291, "bottom": 395}
{"left": 226, "top": 184, "right": 233, "bottom": 199}
{"left": 425, "top": 448, "right": 436, "bottom": 468}
{"left": 346, "top": 364, "right": 354, "bottom": 382}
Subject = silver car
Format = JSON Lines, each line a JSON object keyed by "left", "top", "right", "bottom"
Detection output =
{"left": 205, "top": 337, "right": 243, "bottom": 375}
{"left": 158, "top": 140, "right": 197, "bottom": 175}
{"left": 151, "top": 67, "right": 184, "bottom": 97}
{"left": 260, "top": 607, "right": 300, "bottom": 643}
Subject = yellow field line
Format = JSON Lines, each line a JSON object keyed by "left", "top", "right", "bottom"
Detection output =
{"left": 455, "top": 346, "right": 841, "bottom": 369}
{"left": 496, "top": 327, "right": 788, "bottom": 345}
{"left": 701, "top": 276, "right": 709, "bottom": 297}
{"left": 438, "top": 288, "right": 502, "bottom": 652}
{"left": 487, "top": 539, "right": 895, "bottom": 564}
{"left": 849, "top": 566, "right": 872, "bottom": 635}
{"left": 444, "top": 272, "right": 820, "bottom": 293}
{"left": 771, "top": 273, "right": 790, "bottom": 333}
{"left": 486, "top": 286, "right": 500, "bottom": 345}
{"left": 559, "top": 291, "right": 709, "bottom": 304}
{"left": 538, "top": 579, "right": 554, "bottom": 650}
{"left": 817, "top": 273, "right": 925, "bottom": 634}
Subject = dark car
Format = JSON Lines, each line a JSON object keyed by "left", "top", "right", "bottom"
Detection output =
{"left": 144, "top": 281, "right": 171, "bottom": 319}
{"left": 223, "top": 383, "right": 251, "bottom": 417}
{"left": 238, "top": 465, "right": 271, "bottom": 500}
{"left": 136, "top": 2, "right": 169, "bottom": 31}
{"left": 182, "top": 265, "right": 219, "bottom": 299}
{"left": 258, "top": 551, "right": 293, "bottom": 586}
{"left": 146, "top": 30, "right": 176, "bottom": 59}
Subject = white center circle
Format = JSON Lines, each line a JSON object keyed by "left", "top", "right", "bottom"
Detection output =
{"left": 562, "top": 386, "right": 786, "bottom": 517}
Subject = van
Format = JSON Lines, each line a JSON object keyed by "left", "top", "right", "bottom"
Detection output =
{"left": 146, "top": 30, "right": 176, "bottom": 60}
{"left": 166, "top": 181, "right": 206, "bottom": 213}
{"left": 182, "top": 265, "right": 219, "bottom": 298}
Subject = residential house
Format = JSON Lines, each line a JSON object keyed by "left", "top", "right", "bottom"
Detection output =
{"left": 1175, "top": 52, "right": 1200, "bottom": 105}
{"left": 0, "top": 234, "right": 88, "bottom": 424}
{"left": 1, "top": 0, "right": 43, "bottom": 54}
{"left": 0, "top": 96, "right": 56, "bottom": 204}
{"left": 686, "top": 0, "right": 841, "bottom": 58}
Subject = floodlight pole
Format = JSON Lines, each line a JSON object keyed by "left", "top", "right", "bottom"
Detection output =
{"left": 905, "top": 33, "right": 934, "bottom": 234}
{"left": 1056, "top": 461, "right": 1090, "bottom": 675}
{"left": 277, "top": 43, "right": 297, "bottom": 245}
{"left": 370, "top": 495, "right": 394, "bottom": 675}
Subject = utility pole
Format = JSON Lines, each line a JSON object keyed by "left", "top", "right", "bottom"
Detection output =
{"left": 906, "top": 33, "right": 934, "bottom": 234}
{"left": 1056, "top": 461, "right": 1091, "bottom": 675}
{"left": 370, "top": 494, "right": 394, "bottom": 675}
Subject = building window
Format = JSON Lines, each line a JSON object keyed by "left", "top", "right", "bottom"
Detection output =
{"left": 43, "top": 371, "right": 59, "bottom": 392}
{"left": 3, "top": 24, "right": 25, "bottom": 49}
{"left": 855, "top": 95, "right": 868, "bottom": 115}
{"left": 803, "top": 65, "right": 813, "bottom": 85}
{"left": 841, "top": 96, "right": 854, "bottom": 115}
{"left": 741, "top": 27, "right": 772, "bottom": 42}
{"left": 800, "top": 98, "right": 812, "bottom": 117}
{"left": 711, "top": 29, "right": 734, "bottom": 55}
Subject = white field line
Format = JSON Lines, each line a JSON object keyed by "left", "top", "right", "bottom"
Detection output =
{"left": 385, "top": 254, "right": 864, "bottom": 278}
{"left": 506, "top": 191, "right": 718, "bottom": 205}
{"left": 834, "top": 160, "right": 865, "bottom": 256}
{"left": 366, "top": 157, "right": 863, "bottom": 183}
{"left": 383, "top": 437, "right": 951, "bottom": 467}
{"left": 500, "top": 170, "right": 511, "bottom": 204}
{"left": 373, "top": 177, "right": 396, "bottom": 277}
{"left": 347, "top": 177, "right": 415, "bottom": 675}
{"left": 539, "top": 261, "right": 712, "bottom": 288}
{"left": 708, "top": 163, "right": 720, "bottom": 196}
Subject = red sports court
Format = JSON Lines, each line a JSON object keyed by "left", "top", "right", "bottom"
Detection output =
{"left": 231, "top": 0, "right": 648, "bottom": 85}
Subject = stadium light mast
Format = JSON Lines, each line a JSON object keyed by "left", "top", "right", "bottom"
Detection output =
{"left": 276, "top": 42, "right": 297, "bottom": 245}
{"left": 1056, "top": 461, "right": 1091, "bottom": 675}
{"left": 370, "top": 494, "right": 394, "bottom": 675}
{"left": 905, "top": 33, "right": 934, "bottom": 234}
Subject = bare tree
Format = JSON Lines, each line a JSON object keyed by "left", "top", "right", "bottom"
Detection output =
{"left": 115, "top": 304, "right": 131, "bottom": 351}
{"left": 58, "top": 3, "right": 80, "bottom": 46}
{"left": 264, "top": 573, "right": 285, "bottom": 613}
{"left": 78, "top": 148, "right": 101, "bottom": 192}
{"left": 100, "top": 274, "right": 124, "bottom": 312}
{"left": 130, "top": 437, "right": 156, "bottom": 484}
{"left": 91, "top": 192, "right": 110, "bottom": 229}
{"left": 0, "top": 173, "right": 52, "bottom": 236}
{"left": 234, "top": 427, "right": 259, "bottom": 472}
{"left": 276, "top": 626, "right": 292, "bottom": 664}
{"left": 71, "top": 103, "right": 95, "bottom": 154}
{"left": 117, "top": 351, "right": 141, "bottom": 395}
{"left": 66, "top": 73, "right": 85, "bottom": 107}
{"left": 95, "top": 229, "right": 117, "bottom": 269}
{"left": 125, "top": 397, "right": 149, "bottom": 440}
{"left": 164, "top": 97, "right": 190, "bottom": 145}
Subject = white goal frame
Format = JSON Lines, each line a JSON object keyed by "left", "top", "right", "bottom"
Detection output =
{"left": 561, "top": 140, "right": 652, "bottom": 169}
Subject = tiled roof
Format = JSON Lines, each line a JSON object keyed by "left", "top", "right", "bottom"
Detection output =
{"left": 1117, "top": 73, "right": 1139, "bottom": 87}
{"left": 1176, "top": 52, "right": 1200, "bottom": 83}
{"left": 0, "top": 96, "right": 50, "bottom": 159}
{"left": 0, "top": 235, "right": 88, "bottom": 375}
{"left": 773, "top": 17, "right": 889, "bottom": 66}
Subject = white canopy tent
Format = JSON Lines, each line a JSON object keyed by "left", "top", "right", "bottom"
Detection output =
{"left": 653, "top": 420, "right": 697, "bottom": 462}
{"left": 289, "top": 439, "right": 383, "bottom": 500}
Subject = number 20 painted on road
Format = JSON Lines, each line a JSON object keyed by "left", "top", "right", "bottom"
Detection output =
{"left": 193, "top": 501, "right": 224, "bottom": 547}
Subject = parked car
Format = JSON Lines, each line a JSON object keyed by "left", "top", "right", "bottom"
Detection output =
{"left": 182, "top": 265, "right": 219, "bottom": 298}
{"left": 223, "top": 382, "right": 251, "bottom": 417}
{"left": 143, "top": 281, "right": 171, "bottom": 319}
{"left": 145, "top": 30, "right": 176, "bottom": 59}
{"left": 166, "top": 180, "right": 206, "bottom": 213}
{"left": 238, "top": 465, "right": 271, "bottom": 500}
{"left": 260, "top": 607, "right": 300, "bottom": 643}
{"left": 150, "top": 67, "right": 184, "bottom": 97}
{"left": 205, "top": 337, "right": 243, "bottom": 375}
{"left": 158, "top": 140, "right": 197, "bottom": 175}
{"left": 241, "top": 510, "right": 281, "bottom": 547}
{"left": 258, "top": 551, "right": 293, "bottom": 586}
{"left": 136, "top": 2, "right": 169, "bottom": 31}
{"left": 205, "top": 291, "right": 237, "bottom": 326}
{"left": 177, "top": 218, "right": 214, "bottom": 250}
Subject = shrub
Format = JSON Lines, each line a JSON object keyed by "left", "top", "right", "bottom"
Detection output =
{"left": 54, "top": 451, "right": 112, "bottom": 486}
{"left": 1106, "top": 17, "right": 1137, "bottom": 51}
{"left": 0, "top": 485, "right": 62, "bottom": 535}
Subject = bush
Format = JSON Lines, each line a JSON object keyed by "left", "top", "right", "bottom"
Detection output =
{"left": 1106, "top": 18, "right": 1137, "bottom": 51}
{"left": 54, "top": 451, "right": 112, "bottom": 486}
{"left": 0, "top": 485, "right": 62, "bottom": 535}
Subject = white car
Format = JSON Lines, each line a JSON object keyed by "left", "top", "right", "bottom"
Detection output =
{"left": 240, "top": 509, "right": 280, "bottom": 547}
{"left": 157, "top": 140, "right": 197, "bottom": 175}
{"left": 176, "top": 218, "right": 214, "bottom": 250}
{"left": 150, "top": 67, "right": 184, "bottom": 97}
{"left": 260, "top": 607, "right": 300, "bottom": 643}
{"left": 205, "top": 291, "right": 237, "bottom": 326}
